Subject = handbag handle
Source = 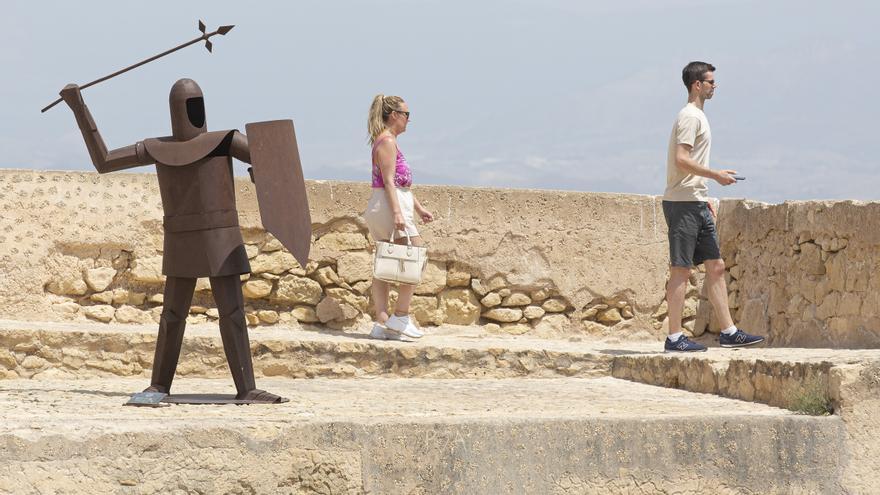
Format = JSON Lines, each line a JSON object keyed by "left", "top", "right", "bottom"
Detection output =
{"left": 387, "top": 229, "right": 414, "bottom": 256}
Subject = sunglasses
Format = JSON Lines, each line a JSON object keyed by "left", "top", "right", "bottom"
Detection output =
{"left": 700, "top": 79, "right": 716, "bottom": 86}
{"left": 394, "top": 110, "right": 411, "bottom": 119}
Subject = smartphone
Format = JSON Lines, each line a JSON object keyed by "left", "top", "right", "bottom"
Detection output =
{"left": 732, "top": 175, "right": 746, "bottom": 181}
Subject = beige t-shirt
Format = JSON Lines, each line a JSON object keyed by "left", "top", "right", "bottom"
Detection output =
{"left": 664, "top": 103, "right": 711, "bottom": 202}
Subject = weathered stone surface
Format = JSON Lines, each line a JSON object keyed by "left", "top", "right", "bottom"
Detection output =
{"left": 440, "top": 289, "right": 480, "bottom": 325}
{"left": 84, "top": 267, "right": 116, "bottom": 292}
{"left": 542, "top": 298, "right": 567, "bottom": 313}
{"left": 597, "top": 308, "right": 623, "bottom": 325}
{"left": 115, "top": 305, "right": 151, "bottom": 324}
{"left": 257, "top": 310, "right": 280, "bottom": 324}
{"left": 316, "top": 232, "right": 368, "bottom": 252}
{"left": 337, "top": 252, "right": 373, "bottom": 284}
{"left": 316, "top": 296, "right": 358, "bottom": 323}
{"left": 483, "top": 308, "right": 523, "bottom": 323}
{"left": 242, "top": 279, "right": 273, "bottom": 299}
{"left": 84, "top": 305, "right": 115, "bottom": 323}
{"left": 291, "top": 306, "right": 319, "bottom": 323}
{"left": 90, "top": 291, "right": 113, "bottom": 304}
{"left": 130, "top": 256, "right": 164, "bottom": 284}
{"left": 46, "top": 278, "right": 88, "bottom": 296}
{"left": 480, "top": 292, "right": 502, "bottom": 308}
{"left": 326, "top": 288, "right": 369, "bottom": 312}
{"left": 410, "top": 295, "right": 442, "bottom": 326}
{"left": 261, "top": 236, "right": 283, "bottom": 252}
{"left": 446, "top": 262, "right": 471, "bottom": 287}
{"left": 523, "top": 306, "right": 546, "bottom": 320}
{"left": 250, "top": 251, "right": 297, "bottom": 275}
{"left": 51, "top": 301, "right": 80, "bottom": 315}
{"left": 534, "top": 314, "right": 570, "bottom": 334}
{"left": 502, "top": 292, "right": 531, "bottom": 307}
{"left": 273, "top": 275, "right": 323, "bottom": 305}
{"left": 415, "top": 261, "right": 447, "bottom": 295}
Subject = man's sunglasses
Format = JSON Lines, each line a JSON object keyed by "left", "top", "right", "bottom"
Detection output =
{"left": 700, "top": 79, "right": 716, "bottom": 86}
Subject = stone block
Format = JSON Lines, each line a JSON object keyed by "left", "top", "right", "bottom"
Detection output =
{"left": 273, "top": 275, "right": 323, "bottom": 305}
{"left": 251, "top": 251, "right": 297, "bottom": 275}
{"left": 502, "top": 292, "right": 531, "bottom": 307}
{"left": 440, "top": 289, "right": 480, "bottom": 325}
{"left": 480, "top": 292, "right": 502, "bottom": 308}
{"left": 542, "top": 298, "right": 567, "bottom": 313}
{"left": 337, "top": 252, "right": 373, "bottom": 284}
{"left": 483, "top": 308, "right": 523, "bottom": 323}
{"left": 46, "top": 278, "right": 88, "bottom": 296}
{"left": 446, "top": 262, "right": 471, "bottom": 287}
{"left": 84, "top": 305, "right": 115, "bottom": 323}
{"left": 291, "top": 306, "right": 319, "bottom": 323}
{"left": 243, "top": 279, "right": 273, "bottom": 299}
{"left": 523, "top": 306, "right": 546, "bottom": 320}
{"left": 410, "top": 295, "right": 442, "bottom": 326}
{"left": 84, "top": 267, "right": 116, "bottom": 292}
{"left": 115, "top": 305, "right": 152, "bottom": 324}
{"left": 315, "top": 232, "right": 368, "bottom": 251}
{"left": 415, "top": 260, "right": 448, "bottom": 295}
{"left": 130, "top": 256, "right": 164, "bottom": 284}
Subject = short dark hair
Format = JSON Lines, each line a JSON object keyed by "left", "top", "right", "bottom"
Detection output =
{"left": 682, "top": 61, "right": 716, "bottom": 91}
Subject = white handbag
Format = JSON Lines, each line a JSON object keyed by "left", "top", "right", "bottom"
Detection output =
{"left": 373, "top": 231, "right": 428, "bottom": 285}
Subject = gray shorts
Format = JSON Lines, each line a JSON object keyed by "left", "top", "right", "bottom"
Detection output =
{"left": 662, "top": 201, "right": 721, "bottom": 267}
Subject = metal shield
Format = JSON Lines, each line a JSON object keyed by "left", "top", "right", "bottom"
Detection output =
{"left": 245, "top": 120, "right": 311, "bottom": 267}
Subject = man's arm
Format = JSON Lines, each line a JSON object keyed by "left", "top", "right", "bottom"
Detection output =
{"left": 59, "top": 84, "right": 153, "bottom": 173}
{"left": 675, "top": 144, "right": 736, "bottom": 186}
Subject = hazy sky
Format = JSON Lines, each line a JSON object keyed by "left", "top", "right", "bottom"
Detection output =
{"left": 3, "top": 0, "right": 877, "bottom": 203}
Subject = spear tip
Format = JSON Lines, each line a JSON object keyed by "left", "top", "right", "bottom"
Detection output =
{"left": 205, "top": 40, "right": 213, "bottom": 53}
{"left": 218, "top": 25, "right": 235, "bottom": 35}
{"left": 198, "top": 20, "right": 206, "bottom": 34}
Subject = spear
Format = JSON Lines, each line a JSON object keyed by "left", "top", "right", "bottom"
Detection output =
{"left": 41, "top": 20, "right": 234, "bottom": 113}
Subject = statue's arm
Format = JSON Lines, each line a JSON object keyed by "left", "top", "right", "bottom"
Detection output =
{"left": 59, "top": 84, "right": 154, "bottom": 173}
{"left": 228, "top": 130, "right": 255, "bottom": 182}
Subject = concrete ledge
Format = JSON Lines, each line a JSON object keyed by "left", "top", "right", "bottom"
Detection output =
{"left": 0, "top": 377, "right": 846, "bottom": 495}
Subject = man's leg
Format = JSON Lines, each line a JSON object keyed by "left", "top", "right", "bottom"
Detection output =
{"left": 210, "top": 274, "right": 283, "bottom": 402}
{"left": 666, "top": 266, "right": 692, "bottom": 335}
{"left": 703, "top": 259, "right": 735, "bottom": 330}
{"left": 145, "top": 276, "right": 196, "bottom": 394}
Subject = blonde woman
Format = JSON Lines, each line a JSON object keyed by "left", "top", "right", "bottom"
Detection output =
{"left": 363, "top": 94, "right": 434, "bottom": 340}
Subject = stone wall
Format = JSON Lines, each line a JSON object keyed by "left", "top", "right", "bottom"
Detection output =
{"left": 0, "top": 170, "right": 681, "bottom": 339}
{"left": 715, "top": 199, "right": 880, "bottom": 348}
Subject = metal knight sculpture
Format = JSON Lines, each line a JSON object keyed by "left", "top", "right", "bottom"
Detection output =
{"left": 55, "top": 27, "right": 311, "bottom": 404}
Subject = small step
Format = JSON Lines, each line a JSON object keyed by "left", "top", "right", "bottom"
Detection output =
{"left": 0, "top": 319, "right": 658, "bottom": 381}
{"left": 0, "top": 376, "right": 845, "bottom": 494}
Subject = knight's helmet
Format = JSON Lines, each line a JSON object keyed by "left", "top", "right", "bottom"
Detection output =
{"left": 169, "top": 78, "right": 206, "bottom": 140}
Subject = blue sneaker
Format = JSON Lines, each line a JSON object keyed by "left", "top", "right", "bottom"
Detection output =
{"left": 664, "top": 335, "right": 707, "bottom": 352}
{"left": 719, "top": 329, "right": 765, "bottom": 348}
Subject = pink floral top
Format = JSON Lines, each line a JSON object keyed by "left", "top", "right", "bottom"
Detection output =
{"left": 371, "top": 136, "right": 412, "bottom": 188}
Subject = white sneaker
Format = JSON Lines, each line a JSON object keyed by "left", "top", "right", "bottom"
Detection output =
{"left": 385, "top": 314, "right": 423, "bottom": 338}
{"left": 369, "top": 323, "right": 408, "bottom": 341}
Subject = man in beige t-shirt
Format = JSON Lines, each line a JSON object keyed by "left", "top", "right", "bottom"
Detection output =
{"left": 661, "top": 61, "right": 765, "bottom": 352}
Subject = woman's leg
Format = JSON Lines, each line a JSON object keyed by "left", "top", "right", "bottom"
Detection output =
{"left": 371, "top": 278, "right": 390, "bottom": 323}
{"left": 392, "top": 235, "right": 424, "bottom": 315}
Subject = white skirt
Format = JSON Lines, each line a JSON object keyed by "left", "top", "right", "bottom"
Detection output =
{"left": 363, "top": 188, "right": 420, "bottom": 241}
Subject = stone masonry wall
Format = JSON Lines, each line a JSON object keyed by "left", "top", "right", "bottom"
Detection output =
{"left": 0, "top": 169, "right": 685, "bottom": 339}
{"left": 715, "top": 199, "right": 880, "bottom": 348}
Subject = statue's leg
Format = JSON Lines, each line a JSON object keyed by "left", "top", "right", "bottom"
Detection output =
{"left": 210, "top": 274, "right": 257, "bottom": 394}
{"left": 210, "top": 274, "right": 284, "bottom": 403}
{"left": 145, "top": 276, "right": 196, "bottom": 394}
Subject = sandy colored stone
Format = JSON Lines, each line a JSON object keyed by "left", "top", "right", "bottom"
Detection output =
{"left": 336, "top": 252, "right": 373, "bottom": 284}
{"left": 440, "top": 289, "right": 480, "bottom": 326}
{"left": 446, "top": 262, "right": 471, "bottom": 287}
{"left": 273, "top": 275, "right": 323, "bottom": 305}
{"left": 410, "top": 295, "right": 442, "bottom": 326}
{"left": 326, "top": 288, "right": 369, "bottom": 312}
{"left": 90, "top": 291, "right": 114, "bottom": 304}
{"left": 51, "top": 301, "right": 80, "bottom": 315}
{"left": 130, "top": 256, "right": 164, "bottom": 284}
{"left": 499, "top": 323, "right": 530, "bottom": 335}
{"left": 190, "top": 306, "right": 208, "bottom": 314}
{"left": 316, "top": 296, "right": 358, "bottom": 323}
{"left": 471, "top": 279, "right": 490, "bottom": 297}
{"left": 261, "top": 236, "right": 283, "bottom": 252}
{"left": 46, "top": 278, "right": 88, "bottom": 297}
{"left": 245, "top": 313, "right": 259, "bottom": 326}
{"left": 258, "top": 310, "right": 280, "bottom": 324}
{"left": 315, "top": 232, "right": 368, "bottom": 251}
{"left": 291, "top": 306, "right": 319, "bottom": 323}
{"left": 480, "top": 292, "right": 502, "bottom": 308}
{"left": 597, "top": 308, "right": 623, "bottom": 325}
{"left": 483, "top": 308, "right": 523, "bottom": 323}
{"left": 84, "top": 267, "right": 116, "bottom": 292}
{"left": 245, "top": 244, "right": 259, "bottom": 259}
{"left": 530, "top": 288, "right": 551, "bottom": 302}
{"left": 534, "top": 314, "right": 570, "bottom": 334}
{"left": 523, "top": 306, "right": 546, "bottom": 320}
{"left": 83, "top": 305, "right": 114, "bottom": 323}
{"left": 206, "top": 308, "right": 220, "bottom": 319}
{"left": 502, "top": 292, "right": 531, "bottom": 307}
{"left": 352, "top": 281, "right": 372, "bottom": 295}
{"left": 115, "top": 305, "right": 152, "bottom": 324}
{"left": 243, "top": 279, "right": 273, "bottom": 299}
{"left": 0, "top": 349, "right": 18, "bottom": 369}
{"left": 195, "top": 278, "right": 212, "bottom": 292}
{"left": 149, "top": 294, "right": 164, "bottom": 304}
{"left": 415, "top": 261, "right": 448, "bottom": 295}
{"left": 314, "top": 266, "right": 343, "bottom": 287}
{"left": 251, "top": 251, "right": 297, "bottom": 275}
{"left": 542, "top": 298, "right": 567, "bottom": 313}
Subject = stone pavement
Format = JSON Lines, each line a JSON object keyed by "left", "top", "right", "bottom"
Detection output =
{"left": 0, "top": 377, "right": 844, "bottom": 494}
{"left": 2, "top": 320, "right": 879, "bottom": 493}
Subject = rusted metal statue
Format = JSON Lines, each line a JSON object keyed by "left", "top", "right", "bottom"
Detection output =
{"left": 53, "top": 22, "right": 311, "bottom": 405}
